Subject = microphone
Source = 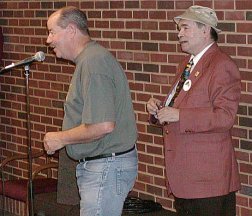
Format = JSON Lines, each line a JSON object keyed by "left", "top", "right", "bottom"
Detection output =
{"left": 0, "top": 51, "right": 45, "bottom": 72}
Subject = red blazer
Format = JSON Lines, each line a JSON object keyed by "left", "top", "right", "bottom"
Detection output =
{"left": 163, "top": 43, "right": 241, "bottom": 199}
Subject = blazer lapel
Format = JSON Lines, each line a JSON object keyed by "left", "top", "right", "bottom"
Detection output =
{"left": 163, "top": 58, "right": 190, "bottom": 105}
{"left": 173, "top": 63, "right": 203, "bottom": 107}
{"left": 172, "top": 43, "right": 218, "bottom": 108}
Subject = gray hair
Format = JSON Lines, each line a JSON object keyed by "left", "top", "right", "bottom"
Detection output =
{"left": 196, "top": 22, "right": 218, "bottom": 42}
{"left": 56, "top": 6, "right": 90, "bottom": 35}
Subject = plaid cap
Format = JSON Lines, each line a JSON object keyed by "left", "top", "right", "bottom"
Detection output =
{"left": 174, "top": 5, "right": 221, "bottom": 33}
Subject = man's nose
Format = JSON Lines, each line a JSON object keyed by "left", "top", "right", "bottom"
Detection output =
{"left": 178, "top": 30, "right": 183, "bottom": 38}
{"left": 46, "top": 36, "right": 52, "bottom": 45}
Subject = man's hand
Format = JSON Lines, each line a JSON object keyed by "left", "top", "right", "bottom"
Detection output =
{"left": 146, "top": 98, "right": 162, "bottom": 115}
{"left": 43, "top": 132, "right": 65, "bottom": 155}
{"left": 157, "top": 107, "right": 180, "bottom": 125}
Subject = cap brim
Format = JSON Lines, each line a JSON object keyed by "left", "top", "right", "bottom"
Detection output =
{"left": 174, "top": 16, "right": 222, "bottom": 33}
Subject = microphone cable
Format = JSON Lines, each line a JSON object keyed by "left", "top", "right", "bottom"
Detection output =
{"left": 123, "top": 196, "right": 163, "bottom": 214}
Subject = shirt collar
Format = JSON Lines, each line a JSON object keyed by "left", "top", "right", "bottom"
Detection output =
{"left": 190, "top": 42, "right": 214, "bottom": 66}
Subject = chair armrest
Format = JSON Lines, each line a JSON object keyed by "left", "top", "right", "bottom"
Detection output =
{"left": 32, "top": 162, "right": 58, "bottom": 179}
{"left": 0, "top": 150, "right": 45, "bottom": 169}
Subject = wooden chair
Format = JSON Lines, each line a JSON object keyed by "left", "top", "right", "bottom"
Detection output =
{"left": 0, "top": 150, "right": 58, "bottom": 216}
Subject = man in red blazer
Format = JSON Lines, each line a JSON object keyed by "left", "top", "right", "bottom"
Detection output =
{"left": 147, "top": 5, "right": 241, "bottom": 216}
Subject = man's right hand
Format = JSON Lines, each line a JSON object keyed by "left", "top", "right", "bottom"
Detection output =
{"left": 146, "top": 98, "right": 162, "bottom": 115}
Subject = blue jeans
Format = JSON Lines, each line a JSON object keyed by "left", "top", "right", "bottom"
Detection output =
{"left": 76, "top": 148, "right": 138, "bottom": 216}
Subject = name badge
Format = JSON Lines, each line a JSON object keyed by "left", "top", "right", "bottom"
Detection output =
{"left": 183, "top": 79, "right": 191, "bottom": 91}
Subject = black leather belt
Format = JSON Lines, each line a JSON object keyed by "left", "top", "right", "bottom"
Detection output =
{"left": 79, "top": 146, "right": 135, "bottom": 162}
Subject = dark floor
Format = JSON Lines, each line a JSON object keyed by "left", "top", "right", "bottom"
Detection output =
{"left": 1, "top": 211, "right": 17, "bottom": 216}
{"left": 2, "top": 210, "right": 176, "bottom": 216}
{"left": 1, "top": 209, "right": 176, "bottom": 216}
{"left": 122, "top": 209, "right": 176, "bottom": 216}
{"left": 1, "top": 192, "right": 177, "bottom": 216}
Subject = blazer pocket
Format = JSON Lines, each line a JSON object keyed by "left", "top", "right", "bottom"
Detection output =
{"left": 185, "top": 133, "right": 229, "bottom": 153}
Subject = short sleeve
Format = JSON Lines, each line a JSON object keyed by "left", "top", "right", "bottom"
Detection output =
{"left": 82, "top": 73, "right": 116, "bottom": 124}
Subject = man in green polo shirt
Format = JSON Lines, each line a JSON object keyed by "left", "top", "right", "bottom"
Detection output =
{"left": 43, "top": 6, "right": 138, "bottom": 216}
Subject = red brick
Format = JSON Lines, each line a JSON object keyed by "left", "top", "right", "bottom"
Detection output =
{"left": 146, "top": 184, "right": 163, "bottom": 196}
{"left": 110, "top": 21, "right": 124, "bottom": 29}
{"left": 237, "top": 23, "right": 252, "bottom": 33}
{"left": 236, "top": 151, "right": 250, "bottom": 162}
{"left": 147, "top": 145, "right": 163, "bottom": 155}
{"left": 240, "top": 94, "right": 252, "bottom": 104}
{"left": 95, "top": 20, "right": 109, "bottom": 28}
{"left": 194, "top": 1, "right": 212, "bottom": 8}
{"left": 236, "top": 1, "right": 252, "bottom": 10}
{"left": 117, "top": 51, "right": 133, "bottom": 60}
{"left": 133, "top": 11, "right": 148, "bottom": 19}
{"left": 141, "top": 1, "right": 156, "bottom": 9}
{"left": 110, "top": 1, "right": 123, "bottom": 9}
{"left": 225, "top": 11, "right": 245, "bottom": 20}
{"left": 126, "top": 41, "right": 141, "bottom": 50}
{"left": 175, "top": 1, "right": 192, "bottom": 9}
{"left": 118, "top": 31, "right": 132, "bottom": 39}
{"left": 142, "top": 21, "right": 158, "bottom": 30}
{"left": 151, "top": 74, "right": 169, "bottom": 84}
{"left": 126, "top": 21, "right": 141, "bottom": 29}
{"left": 125, "top": 1, "right": 140, "bottom": 9}
{"left": 80, "top": 1, "right": 94, "bottom": 9}
{"left": 240, "top": 208, "right": 252, "bottom": 216}
{"left": 134, "top": 53, "right": 149, "bottom": 62}
{"left": 147, "top": 165, "right": 164, "bottom": 176}
{"left": 154, "top": 176, "right": 166, "bottom": 187}
{"left": 158, "top": 1, "right": 174, "bottom": 9}
{"left": 227, "top": 34, "right": 246, "bottom": 44}
{"left": 149, "top": 11, "right": 166, "bottom": 19}
{"left": 150, "top": 53, "right": 167, "bottom": 63}
{"left": 138, "top": 152, "right": 154, "bottom": 164}
{"left": 129, "top": 82, "right": 144, "bottom": 91}
{"left": 240, "top": 163, "right": 252, "bottom": 173}
{"left": 117, "top": 10, "right": 132, "bottom": 19}
{"left": 145, "top": 84, "right": 161, "bottom": 94}
{"left": 95, "top": 1, "right": 109, "bottom": 9}
{"left": 138, "top": 162, "right": 147, "bottom": 173}
{"left": 102, "top": 31, "right": 116, "bottom": 38}
{"left": 154, "top": 136, "right": 164, "bottom": 145}
{"left": 151, "top": 32, "right": 167, "bottom": 41}
{"left": 138, "top": 129, "right": 152, "bottom": 142}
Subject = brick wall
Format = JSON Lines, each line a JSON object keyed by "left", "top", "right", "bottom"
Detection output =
{"left": 0, "top": 0, "right": 251, "bottom": 215}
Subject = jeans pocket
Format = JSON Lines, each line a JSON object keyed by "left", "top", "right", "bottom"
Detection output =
{"left": 116, "top": 164, "right": 138, "bottom": 195}
{"left": 76, "top": 161, "right": 108, "bottom": 180}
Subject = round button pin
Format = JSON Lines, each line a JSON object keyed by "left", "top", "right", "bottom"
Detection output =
{"left": 183, "top": 79, "right": 192, "bottom": 91}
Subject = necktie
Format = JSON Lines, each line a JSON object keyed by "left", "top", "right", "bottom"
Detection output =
{"left": 169, "top": 59, "right": 194, "bottom": 107}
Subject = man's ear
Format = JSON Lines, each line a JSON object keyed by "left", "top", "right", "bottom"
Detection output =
{"left": 66, "top": 23, "right": 76, "bottom": 38}
{"left": 203, "top": 25, "right": 211, "bottom": 34}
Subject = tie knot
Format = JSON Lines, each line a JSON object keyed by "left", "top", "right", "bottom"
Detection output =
{"left": 188, "top": 58, "right": 194, "bottom": 68}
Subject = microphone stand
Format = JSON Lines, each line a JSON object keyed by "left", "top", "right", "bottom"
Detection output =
{"left": 1, "top": 55, "right": 44, "bottom": 215}
{"left": 24, "top": 64, "right": 34, "bottom": 216}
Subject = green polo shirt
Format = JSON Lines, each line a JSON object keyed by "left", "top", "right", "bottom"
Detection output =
{"left": 62, "top": 41, "right": 137, "bottom": 160}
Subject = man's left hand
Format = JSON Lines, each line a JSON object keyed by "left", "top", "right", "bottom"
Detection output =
{"left": 157, "top": 107, "right": 180, "bottom": 125}
{"left": 43, "top": 132, "right": 65, "bottom": 155}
